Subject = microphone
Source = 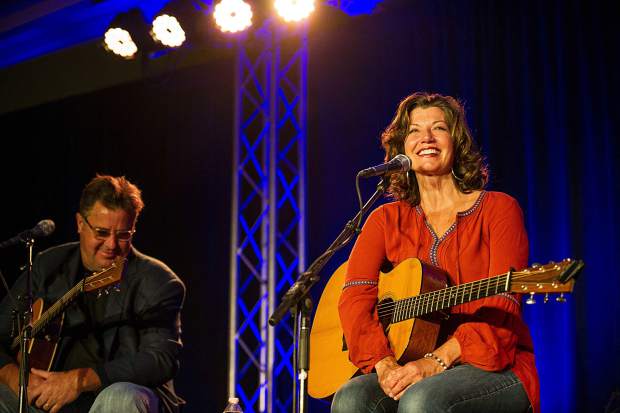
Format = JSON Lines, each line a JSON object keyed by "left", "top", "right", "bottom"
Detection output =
{"left": 357, "top": 154, "right": 411, "bottom": 178}
{"left": 0, "top": 219, "right": 56, "bottom": 248}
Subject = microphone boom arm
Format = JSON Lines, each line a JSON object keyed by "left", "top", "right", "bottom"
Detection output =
{"left": 269, "top": 177, "right": 388, "bottom": 326}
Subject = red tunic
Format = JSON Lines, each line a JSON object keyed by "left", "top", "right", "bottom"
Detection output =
{"left": 339, "top": 191, "right": 540, "bottom": 412}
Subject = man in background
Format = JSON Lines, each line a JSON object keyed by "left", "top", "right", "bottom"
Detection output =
{"left": 0, "top": 175, "right": 185, "bottom": 413}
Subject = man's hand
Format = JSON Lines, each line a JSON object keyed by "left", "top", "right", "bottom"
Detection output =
{"left": 0, "top": 363, "right": 45, "bottom": 398}
{"left": 28, "top": 368, "right": 81, "bottom": 413}
{"left": 29, "top": 367, "right": 100, "bottom": 413}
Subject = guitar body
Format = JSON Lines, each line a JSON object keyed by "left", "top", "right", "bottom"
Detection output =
{"left": 308, "top": 258, "right": 449, "bottom": 399}
{"left": 17, "top": 298, "right": 64, "bottom": 371}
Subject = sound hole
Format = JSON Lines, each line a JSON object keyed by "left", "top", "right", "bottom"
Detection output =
{"left": 378, "top": 297, "right": 394, "bottom": 333}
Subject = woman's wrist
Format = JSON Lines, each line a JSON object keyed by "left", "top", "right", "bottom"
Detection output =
{"left": 432, "top": 337, "right": 461, "bottom": 367}
{"left": 374, "top": 356, "right": 398, "bottom": 376}
{"left": 423, "top": 352, "right": 449, "bottom": 370}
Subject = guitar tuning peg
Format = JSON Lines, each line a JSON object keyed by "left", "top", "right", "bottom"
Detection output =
{"left": 543, "top": 293, "right": 549, "bottom": 304}
{"left": 526, "top": 292, "right": 536, "bottom": 305}
{"left": 97, "top": 290, "right": 103, "bottom": 299}
{"left": 113, "top": 283, "right": 121, "bottom": 292}
{"left": 104, "top": 288, "right": 110, "bottom": 296}
{"left": 556, "top": 293, "right": 566, "bottom": 303}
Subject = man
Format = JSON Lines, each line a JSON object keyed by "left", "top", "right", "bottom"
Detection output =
{"left": 0, "top": 175, "right": 185, "bottom": 413}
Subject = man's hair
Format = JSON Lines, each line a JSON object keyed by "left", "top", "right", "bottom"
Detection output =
{"left": 79, "top": 174, "right": 144, "bottom": 218}
{"left": 381, "top": 92, "right": 489, "bottom": 206}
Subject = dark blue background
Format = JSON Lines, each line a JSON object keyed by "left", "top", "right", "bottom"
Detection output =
{"left": 1, "top": 0, "right": 618, "bottom": 411}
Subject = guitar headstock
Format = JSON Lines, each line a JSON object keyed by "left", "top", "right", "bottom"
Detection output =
{"left": 510, "top": 258, "right": 584, "bottom": 296}
{"left": 83, "top": 256, "right": 126, "bottom": 292}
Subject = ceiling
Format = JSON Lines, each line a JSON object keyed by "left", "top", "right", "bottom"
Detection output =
{"left": 0, "top": 0, "right": 169, "bottom": 69}
{"left": 0, "top": 0, "right": 382, "bottom": 70}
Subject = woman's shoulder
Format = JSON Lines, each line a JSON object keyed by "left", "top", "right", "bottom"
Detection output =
{"left": 365, "top": 200, "right": 419, "bottom": 226}
{"left": 482, "top": 190, "right": 522, "bottom": 208}
{"left": 480, "top": 191, "right": 525, "bottom": 222}
{"left": 374, "top": 199, "right": 417, "bottom": 215}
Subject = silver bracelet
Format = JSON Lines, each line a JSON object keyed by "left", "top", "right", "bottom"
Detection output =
{"left": 424, "top": 352, "right": 449, "bottom": 370}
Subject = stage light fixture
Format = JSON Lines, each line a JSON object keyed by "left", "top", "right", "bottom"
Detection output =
{"left": 103, "top": 9, "right": 149, "bottom": 59}
{"left": 150, "top": 0, "right": 203, "bottom": 48}
{"left": 213, "top": 0, "right": 253, "bottom": 33}
{"left": 151, "top": 14, "right": 186, "bottom": 47}
{"left": 104, "top": 27, "right": 138, "bottom": 58}
{"left": 274, "top": 0, "right": 315, "bottom": 22}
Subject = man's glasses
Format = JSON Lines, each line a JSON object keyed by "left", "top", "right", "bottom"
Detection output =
{"left": 81, "top": 214, "right": 135, "bottom": 242}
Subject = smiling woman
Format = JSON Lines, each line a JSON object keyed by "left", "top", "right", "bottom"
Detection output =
{"left": 381, "top": 92, "right": 488, "bottom": 207}
{"left": 405, "top": 106, "right": 454, "bottom": 177}
{"left": 330, "top": 92, "right": 539, "bottom": 413}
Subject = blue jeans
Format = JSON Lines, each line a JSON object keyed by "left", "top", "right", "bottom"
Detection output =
{"left": 0, "top": 382, "right": 159, "bottom": 413}
{"left": 331, "top": 364, "right": 531, "bottom": 413}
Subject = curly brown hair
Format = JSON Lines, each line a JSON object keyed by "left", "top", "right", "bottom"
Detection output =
{"left": 381, "top": 92, "right": 488, "bottom": 205}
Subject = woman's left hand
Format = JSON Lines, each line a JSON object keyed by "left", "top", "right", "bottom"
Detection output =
{"left": 385, "top": 357, "right": 445, "bottom": 400}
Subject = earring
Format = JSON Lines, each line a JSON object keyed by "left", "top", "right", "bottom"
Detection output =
{"left": 406, "top": 170, "right": 412, "bottom": 186}
{"left": 451, "top": 168, "right": 464, "bottom": 182}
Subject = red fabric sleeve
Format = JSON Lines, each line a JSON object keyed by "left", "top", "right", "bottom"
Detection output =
{"left": 338, "top": 206, "right": 394, "bottom": 373}
{"left": 453, "top": 196, "right": 530, "bottom": 371}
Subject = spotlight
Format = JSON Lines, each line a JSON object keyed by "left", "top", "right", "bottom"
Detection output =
{"left": 213, "top": 0, "right": 253, "bottom": 33}
{"left": 104, "top": 28, "right": 138, "bottom": 58}
{"left": 274, "top": 0, "right": 315, "bottom": 22}
{"left": 103, "top": 9, "right": 150, "bottom": 59}
{"left": 151, "top": 14, "right": 186, "bottom": 47}
{"left": 151, "top": 0, "right": 203, "bottom": 48}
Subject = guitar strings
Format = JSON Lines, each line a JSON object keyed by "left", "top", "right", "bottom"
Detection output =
{"left": 376, "top": 274, "right": 511, "bottom": 320}
{"left": 13, "top": 262, "right": 123, "bottom": 347}
{"left": 374, "top": 270, "right": 554, "bottom": 321}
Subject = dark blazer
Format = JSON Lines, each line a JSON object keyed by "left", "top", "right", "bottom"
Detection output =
{"left": 0, "top": 242, "right": 186, "bottom": 413}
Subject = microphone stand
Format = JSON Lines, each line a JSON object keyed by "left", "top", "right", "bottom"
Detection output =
{"left": 17, "top": 237, "right": 35, "bottom": 413}
{"left": 269, "top": 177, "right": 388, "bottom": 413}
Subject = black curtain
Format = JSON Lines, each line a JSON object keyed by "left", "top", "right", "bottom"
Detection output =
{"left": 0, "top": 58, "right": 235, "bottom": 411}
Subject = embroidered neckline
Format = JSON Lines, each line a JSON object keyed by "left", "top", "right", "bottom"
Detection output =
{"left": 416, "top": 191, "right": 487, "bottom": 266}
{"left": 457, "top": 190, "right": 486, "bottom": 217}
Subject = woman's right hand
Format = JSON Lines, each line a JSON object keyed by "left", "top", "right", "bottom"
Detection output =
{"left": 375, "top": 356, "right": 401, "bottom": 397}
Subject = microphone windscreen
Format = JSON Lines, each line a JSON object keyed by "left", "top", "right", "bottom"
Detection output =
{"left": 34, "top": 219, "right": 56, "bottom": 237}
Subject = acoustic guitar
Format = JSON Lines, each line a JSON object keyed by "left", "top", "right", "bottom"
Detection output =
{"left": 308, "top": 257, "right": 583, "bottom": 399}
{"left": 11, "top": 256, "right": 126, "bottom": 371}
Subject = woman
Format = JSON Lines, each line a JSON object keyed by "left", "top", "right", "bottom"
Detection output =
{"left": 331, "top": 92, "right": 539, "bottom": 413}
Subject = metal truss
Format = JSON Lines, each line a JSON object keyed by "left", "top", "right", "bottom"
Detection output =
{"left": 229, "top": 18, "right": 308, "bottom": 413}
{"left": 228, "top": 2, "right": 384, "bottom": 413}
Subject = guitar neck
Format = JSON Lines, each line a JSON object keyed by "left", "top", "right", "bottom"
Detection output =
{"left": 11, "top": 281, "right": 84, "bottom": 350}
{"left": 387, "top": 272, "right": 511, "bottom": 323}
